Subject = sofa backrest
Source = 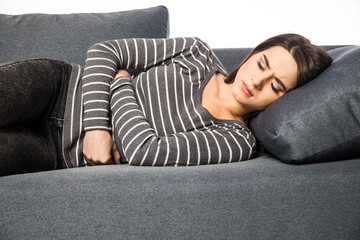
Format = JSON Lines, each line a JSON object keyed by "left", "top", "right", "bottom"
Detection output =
{"left": 0, "top": 6, "right": 169, "bottom": 66}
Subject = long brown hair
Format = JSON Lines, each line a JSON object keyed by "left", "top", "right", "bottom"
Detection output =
{"left": 225, "top": 34, "right": 333, "bottom": 87}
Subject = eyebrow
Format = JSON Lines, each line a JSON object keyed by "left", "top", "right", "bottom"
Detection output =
{"left": 263, "top": 54, "right": 287, "bottom": 91}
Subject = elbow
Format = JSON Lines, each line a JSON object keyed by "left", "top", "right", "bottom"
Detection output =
{"left": 127, "top": 159, "right": 142, "bottom": 166}
{"left": 124, "top": 150, "right": 149, "bottom": 166}
{"left": 86, "top": 42, "right": 101, "bottom": 54}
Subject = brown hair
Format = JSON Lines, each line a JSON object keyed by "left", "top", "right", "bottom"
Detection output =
{"left": 225, "top": 33, "right": 333, "bottom": 88}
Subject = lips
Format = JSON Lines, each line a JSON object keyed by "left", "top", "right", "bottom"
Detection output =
{"left": 241, "top": 81, "right": 253, "bottom": 97}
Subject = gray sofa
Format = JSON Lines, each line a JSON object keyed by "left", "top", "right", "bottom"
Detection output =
{"left": 1, "top": 6, "right": 359, "bottom": 240}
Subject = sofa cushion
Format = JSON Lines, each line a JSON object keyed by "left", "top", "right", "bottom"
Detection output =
{"left": 1, "top": 155, "right": 359, "bottom": 239}
{"left": 0, "top": 6, "right": 169, "bottom": 65}
{"left": 249, "top": 46, "right": 360, "bottom": 164}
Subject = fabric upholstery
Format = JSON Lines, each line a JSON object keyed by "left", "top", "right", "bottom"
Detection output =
{"left": 0, "top": 6, "right": 169, "bottom": 65}
{"left": 1, "top": 154, "right": 359, "bottom": 240}
{"left": 0, "top": 7, "right": 359, "bottom": 239}
{"left": 213, "top": 48, "right": 252, "bottom": 72}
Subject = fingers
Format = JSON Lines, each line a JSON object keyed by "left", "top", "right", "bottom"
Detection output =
{"left": 112, "top": 142, "right": 121, "bottom": 164}
{"left": 83, "top": 146, "right": 121, "bottom": 166}
{"left": 82, "top": 130, "right": 121, "bottom": 166}
{"left": 84, "top": 156, "right": 113, "bottom": 166}
{"left": 113, "top": 69, "right": 131, "bottom": 80}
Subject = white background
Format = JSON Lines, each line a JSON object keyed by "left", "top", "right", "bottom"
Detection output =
{"left": 1, "top": 0, "right": 359, "bottom": 48}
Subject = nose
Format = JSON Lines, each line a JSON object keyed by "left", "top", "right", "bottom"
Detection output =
{"left": 252, "top": 73, "right": 272, "bottom": 90}
{"left": 252, "top": 77, "right": 266, "bottom": 90}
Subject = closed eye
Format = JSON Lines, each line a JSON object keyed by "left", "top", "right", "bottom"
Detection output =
{"left": 275, "top": 77, "right": 287, "bottom": 91}
{"left": 271, "top": 82, "right": 280, "bottom": 93}
{"left": 257, "top": 61, "right": 265, "bottom": 71}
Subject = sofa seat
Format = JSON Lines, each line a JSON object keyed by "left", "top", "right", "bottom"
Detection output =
{"left": 1, "top": 153, "right": 359, "bottom": 239}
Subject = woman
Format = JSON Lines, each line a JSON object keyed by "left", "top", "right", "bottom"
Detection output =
{"left": 0, "top": 34, "right": 332, "bottom": 175}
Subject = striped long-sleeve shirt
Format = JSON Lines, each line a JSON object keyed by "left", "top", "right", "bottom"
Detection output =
{"left": 62, "top": 37, "right": 256, "bottom": 167}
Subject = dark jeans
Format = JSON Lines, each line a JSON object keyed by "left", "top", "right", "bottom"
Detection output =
{"left": 0, "top": 59, "right": 72, "bottom": 176}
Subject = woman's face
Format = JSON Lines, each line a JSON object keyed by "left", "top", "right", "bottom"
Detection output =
{"left": 232, "top": 46, "right": 298, "bottom": 113}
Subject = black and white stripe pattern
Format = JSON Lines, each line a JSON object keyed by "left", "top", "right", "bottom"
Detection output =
{"left": 62, "top": 63, "right": 85, "bottom": 167}
{"left": 62, "top": 37, "right": 256, "bottom": 167}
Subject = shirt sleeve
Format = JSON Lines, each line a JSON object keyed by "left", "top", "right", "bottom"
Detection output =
{"left": 110, "top": 77, "right": 256, "bottom": 166}
{"left": 81, "top": 37, "right": 201, "bottom": 131}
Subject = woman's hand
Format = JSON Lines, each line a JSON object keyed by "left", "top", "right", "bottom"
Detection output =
{"left": 114, "top": 69, "right": 131, "bottom": 80}
{"left": 82, "top": 69, "right": 130, "bottom": 166}
{"left": 83, "top": 130, "right": 121, "bottom": 165}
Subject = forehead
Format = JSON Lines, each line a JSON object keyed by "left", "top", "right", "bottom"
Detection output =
{"left": 261, "top": 46, "right": 298, "bottom": 90}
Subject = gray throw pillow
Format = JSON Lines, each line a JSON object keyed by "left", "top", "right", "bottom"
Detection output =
{"left": 0, "top": 6, "right": 169, "bottom": 65}
{"left": 249, "top": 46, "right": 360, "bottom": 163}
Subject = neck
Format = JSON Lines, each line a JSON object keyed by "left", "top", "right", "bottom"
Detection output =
{"left": 216, "top": 74, "right": 250, "bottom": 124}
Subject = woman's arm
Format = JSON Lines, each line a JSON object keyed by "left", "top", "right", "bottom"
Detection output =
{"left": 82, "top": 37, "right": 200, "bottom": 131}
{"left": 82, "top": 70, "right": 130, "bottom": 165}
{"left": 82, "top": 38, "right": 203, "bottom": 164}
{"left": 110, "top": 76, "right": 256, "bottom": 166}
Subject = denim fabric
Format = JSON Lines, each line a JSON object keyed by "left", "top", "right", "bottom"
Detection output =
{"left": 0, "top": 59, "right": 72, "bottom": 176}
